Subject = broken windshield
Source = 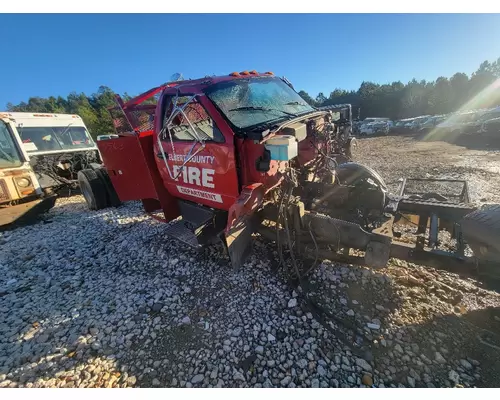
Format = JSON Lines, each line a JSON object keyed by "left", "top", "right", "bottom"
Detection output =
{"left": 0, "top": 121, "right": 23, "bottom": 169}
{"left": 18, "top": 126, "right": 95, "bottom": 153}
{"left": 206, "top": 76, "right": 314, "bottom": 130}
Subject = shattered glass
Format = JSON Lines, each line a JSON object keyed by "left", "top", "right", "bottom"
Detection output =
{"left": 207, "top": 77, "right": 314, "bottom": 129}
{"left": 162, "top": 96, "right": 224, "bottom": 143}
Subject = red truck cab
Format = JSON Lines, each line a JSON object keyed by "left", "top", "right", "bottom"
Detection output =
{"left": 94, "top": 71, "right": 347, "bottom": 266}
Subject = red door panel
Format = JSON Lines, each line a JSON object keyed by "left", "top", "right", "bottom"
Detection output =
{"left": 153, "top": 95, "right": 239, "bottom": 211}
{"left": 98, "top": 135, "right": 158, "bottom": 202}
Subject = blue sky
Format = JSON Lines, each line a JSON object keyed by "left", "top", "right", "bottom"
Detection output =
{"left": 1, "top": 13, "right": 499, "bottom": 108}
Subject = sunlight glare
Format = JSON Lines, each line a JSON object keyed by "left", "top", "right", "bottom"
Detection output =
{"left": 424, "top": 78, "right": 500, "bottom": 143}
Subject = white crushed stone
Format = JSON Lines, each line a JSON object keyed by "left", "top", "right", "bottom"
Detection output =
{"left": 1, "top": 136, "right": 500, "bottom": 388}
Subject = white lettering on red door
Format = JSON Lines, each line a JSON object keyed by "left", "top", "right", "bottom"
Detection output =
{"left": 188, "top": 168, "right": 201, "bottom": 186}
{"left": 168, "top": 154, "right": 215, "bottom": 164}
{"left": 202, "top": 169, "right": 214, "bottom": 188}
{"left": 176, "top": 186, "right": 223, "bottom": 203}
{"left": 172, "top": 165, "right": 215, "bottom": 189}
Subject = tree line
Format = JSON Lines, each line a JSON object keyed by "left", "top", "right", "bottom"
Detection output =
{"left": 6, "top": 57, "right": 500, "bottom": 138}
{"left": 6, "top": 86, "right": 127, "bottom": 139}
{"left": 299, "top": 58, "right": 500, "bottom": 120}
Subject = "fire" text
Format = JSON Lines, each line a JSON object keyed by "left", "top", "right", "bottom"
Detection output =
{"left": 172, "top": 166, "right": 215, "bottom": 188}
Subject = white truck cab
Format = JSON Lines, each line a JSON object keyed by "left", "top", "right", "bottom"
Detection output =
{"left": 1, "top": 112, "right": 101, "bottom": 193}
{"left": 5, "top": 112, "right": 98, "bottom": 156}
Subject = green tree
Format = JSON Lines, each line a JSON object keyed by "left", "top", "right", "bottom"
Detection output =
{"left": 6, "top": 57, "right": 500, "bottom": 132}
{"left": 449, "top": 73, "right": 469, "bottom": 110}
{"left": 428, "top": 77, "right": 452, "bottom": 114}
{"left": 297, "top": 90, "right": 316, "bottom": 106}
{"left": 89, "top": 86, "right": 117, "bottom": 136}
{"left": 467, "top": 61, "right": 498, "bottom": 109}
{"left": 315, "top": 92, "right": 327, "bottom": 105}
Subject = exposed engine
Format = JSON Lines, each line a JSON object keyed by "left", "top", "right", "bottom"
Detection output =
{"left": 29, "top": 150, "right": 101, "bottom": 194}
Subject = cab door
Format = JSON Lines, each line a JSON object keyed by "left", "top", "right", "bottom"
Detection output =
{"left": 153, "top": 94, "right": 240, "bottom": 211}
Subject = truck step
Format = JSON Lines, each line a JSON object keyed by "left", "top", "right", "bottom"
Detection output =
{"left": 164, "top": 220, "right": 201, "bottom": 249}
{"left": 178, "top": 200, "right": 214, "bottom": 230}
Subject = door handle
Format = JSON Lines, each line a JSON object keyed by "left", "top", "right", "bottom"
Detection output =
{"left": 156, "top": 151, "right": 167, "bottom": 160}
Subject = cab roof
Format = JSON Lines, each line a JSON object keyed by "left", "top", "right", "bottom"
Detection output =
{"left": 1, "top": 112, "right": 83, "bottom": 120}
{"left": 162, "top": 71, "right": 277, "bottom": 95}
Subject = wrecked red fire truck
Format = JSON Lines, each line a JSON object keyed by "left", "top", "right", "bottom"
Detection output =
{"left": 77, "top": 71, "right": 500, "bottom": 280}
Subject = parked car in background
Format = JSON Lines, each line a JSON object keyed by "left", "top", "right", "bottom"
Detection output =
{"left": 462, "top": 107, "right": 500, "bottom": 134}
{"left": 352, "top": 119, "right": 363, "bottom": 135}
{"left": 391, "top": 120, "right": 404, "bottom": 133}
{"left": 386, "top": 108, "right": 500, "bottom": 138}
{"left": 433, "top": 111, "right": 482, "bottom": 136}
{"left": 359, "top": 119, "right": 390, "bottom": 136}
{"left": 404, "top": 119, "right": 416, "bottom": 130}
{"left": 480, "top": 117, "right": 500, "bottom": 136}
{"left": 357, "top": 117, "right": 392, "bottom": 136}
{"left": 409, "top": 115, "right": 431, "bottom": 131}
{"left": 362, "top": 117, "right": 391, "bottom": 124}
{"left": 391, "top": 119, "right": 409, "bottom": 134}
{"left": 418, "top": 115, "right": 446, "bottom": 134}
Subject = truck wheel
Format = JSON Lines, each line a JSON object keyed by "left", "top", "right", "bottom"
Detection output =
{"left": 78, "top": 169, "right": 109, "bottom": 210}
{"left": 95, "top": 168, "right": 121, "bottom": 207}
{"left": 461, "top": 204, "right": 500, "bottom": 263}
{"left": 344, "top": 137, "right": 356, "bottom": 160}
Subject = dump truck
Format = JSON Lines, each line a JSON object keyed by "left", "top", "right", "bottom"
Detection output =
{"left": 77, "top": 71, "right": 500, "bottom": 280}
{"left": 0, "top": 113, "right": 56, "bottom": 228}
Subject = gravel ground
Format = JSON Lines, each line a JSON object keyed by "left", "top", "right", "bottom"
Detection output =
{"left": 1, "top": 134, "right": 500, "bottom": 388}
{"left": 352, "top": 133, "right": 500, "bottom": 205}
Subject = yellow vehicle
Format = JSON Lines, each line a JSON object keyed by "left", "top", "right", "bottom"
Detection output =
{"left": 0, "top": 113, "right": 56, "bottom": 228}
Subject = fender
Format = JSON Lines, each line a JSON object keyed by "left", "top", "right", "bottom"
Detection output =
{"left": 334, "top": 161, "right": 388, "bottom": 191}
{"left": 225, "top": 182, "right": 265, "bottom": 234}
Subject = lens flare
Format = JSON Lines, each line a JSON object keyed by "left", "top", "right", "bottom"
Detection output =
{"left": 425, "top": 78, "right": 500, "bottom": 143}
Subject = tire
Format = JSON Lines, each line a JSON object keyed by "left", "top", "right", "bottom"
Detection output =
{"left": 77, "top": 169, "right": 109, "bottom": 211}
{"left": 344, "top": 137, "right": 356, "bottom": 160}
{"left": 95, "top": 168, "right": 122, "bottom": 207}
{"left": 461, "top": 204, "right": 500, "bottom": 263}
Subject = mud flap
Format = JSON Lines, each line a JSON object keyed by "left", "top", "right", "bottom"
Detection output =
{"left": 225, "top": 217, "right": 253, "bottom": 270}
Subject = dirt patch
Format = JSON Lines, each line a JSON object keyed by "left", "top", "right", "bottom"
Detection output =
{"left": 352, "top": 134, "right": 500, "bottom": 204}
